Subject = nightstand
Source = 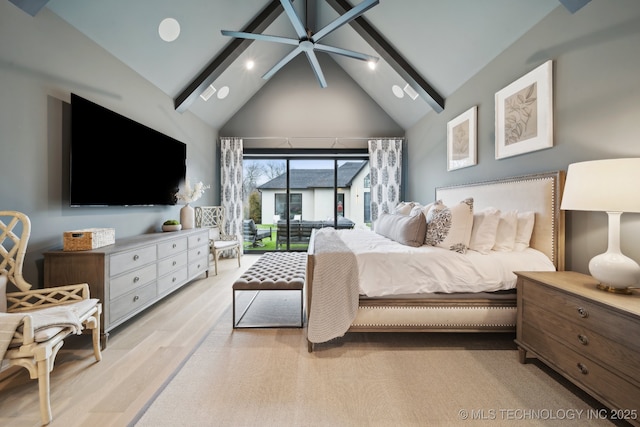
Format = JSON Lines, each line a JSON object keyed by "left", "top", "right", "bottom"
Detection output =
{"left": 515, "top": 271, "right": 640, "bottom": 426}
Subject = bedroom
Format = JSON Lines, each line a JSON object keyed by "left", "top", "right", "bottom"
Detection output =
{"left": 1, "top": 0, "right": 640, "bottom": 425}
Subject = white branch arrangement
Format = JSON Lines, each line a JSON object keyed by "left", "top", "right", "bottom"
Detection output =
{"left": 175, "top": 178, "right": 210, "bottom": 204}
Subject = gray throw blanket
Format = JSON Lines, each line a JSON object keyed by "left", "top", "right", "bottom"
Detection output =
{"left": 307, "top": 228, "right": 360, "bottom": 343}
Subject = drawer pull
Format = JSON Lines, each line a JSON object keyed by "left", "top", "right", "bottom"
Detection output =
{"left": 576, "top": 307, "right": 589, "bottom": 318}
{"left": 133, "top": 276, "right": 140, "bottom": 283}
{"left": 576, "top": 362, "right": 589, "bottom": 375}
{"left": 577, "top": 334, "right": 589, "bottom": 345}
{"left": 172, "top": 243, "right": 177, "bottom": 248}
{"left": 133, "top": 295, "right": 140, "bottom": 302}
{"left": 133, "top": 254, "right": 139, "bottom": 261}
{"left": 172, "top": 277, "right": 177, "bottom": 282}
{"left": 172, "top": 261, "right": 177, "bottom": 266}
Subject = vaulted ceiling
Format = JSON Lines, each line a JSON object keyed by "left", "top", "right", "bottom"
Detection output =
{"left": 30, "top": 0, "right": 584, "bottom": 130}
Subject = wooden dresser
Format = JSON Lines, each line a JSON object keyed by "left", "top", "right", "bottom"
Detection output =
{"left": 44, "top": 228, "right": 210, "bottom": 348}
{"left": 515, "top": 271, "right": 640, "bottom": 426}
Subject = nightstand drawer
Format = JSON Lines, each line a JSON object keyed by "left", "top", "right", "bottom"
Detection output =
{"left": 522, "top": 324, "right": 640, "bottom": 413}
{"left": 521, "top": 278, "right": 640, "bottom": 351}
{"left": 522, "top": 301, "right": 640, "bottom": 383}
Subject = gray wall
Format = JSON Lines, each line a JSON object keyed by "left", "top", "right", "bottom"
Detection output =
{"left": 221, "top": 54, "right": 403, "bottom": 142}
{"left": 0, "top": 4, "right": 218, "bottom": 287}
{"left": 406, "top": 0, "right": 640, "bottom": 274}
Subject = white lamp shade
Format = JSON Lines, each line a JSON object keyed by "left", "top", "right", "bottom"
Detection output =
{"left": 561, "top": 158, "right": 640, "bottom": 213}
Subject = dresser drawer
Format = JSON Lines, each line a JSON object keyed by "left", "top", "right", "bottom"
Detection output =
{"left": 189, "top": 232, "right": 208, "bottom": 248}
{"left": 157, "top": 237, "right": 188, "bottom": 259}
{"left": 522, "top": 301, "right": 640, "bottom": 384}
{"left": 110, "top": 264, "right": 157, "bottom": 300}
{"left": 189, "top": 258, "right": 208, "bottom": 277}
{"left": 521, "top": 278, "right": 640, "bottom": 352}
{"left": 109, "top": 282, "right": 157, "bottom": 324}
{"left": 522, "top": 324, "right": 640, "bottom": 413}
{"left": 158, "top": 252, "right": 188, "bottom": 277}
{"left": 188, "top": 245, "right": 209, "bottom": 263}
{"left": 110, "top": 245, "right": 156, "bottom": 276}
{"left": 158, "top": 267, "right": 188, "bottom": 295}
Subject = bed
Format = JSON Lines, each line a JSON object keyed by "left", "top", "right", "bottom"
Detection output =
{"left": 305, "top": 171, "right": 565, "bottom": 351}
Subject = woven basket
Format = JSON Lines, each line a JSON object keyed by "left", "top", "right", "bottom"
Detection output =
{"left": 63, "top": 228, "right": 115, "bottom": 251}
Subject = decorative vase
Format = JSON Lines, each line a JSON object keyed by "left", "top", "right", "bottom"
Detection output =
{"left": 180, "top": 203, "right": 195, "bottom": 229}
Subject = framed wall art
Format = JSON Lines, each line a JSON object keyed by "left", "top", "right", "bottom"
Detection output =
{"left": 447, "top": 105, "right": 477, "bottom": 171}
{"left": 495, "top": 60, "right": 553, "bottom": 159}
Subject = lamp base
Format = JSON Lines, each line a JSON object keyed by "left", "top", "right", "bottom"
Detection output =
{"left": 596, "top": 283, "right": 633, "bottom": 295}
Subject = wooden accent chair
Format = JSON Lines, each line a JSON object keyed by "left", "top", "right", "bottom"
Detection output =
{"left": 0, "top": 211, "right": 102, "bottom": 425}
{"left": 194, "top": 206, "right": 241, "bottom": 275}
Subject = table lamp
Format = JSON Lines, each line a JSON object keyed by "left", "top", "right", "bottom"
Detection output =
{"left": 561, "top": 158, "right": 640, "bottom": 294}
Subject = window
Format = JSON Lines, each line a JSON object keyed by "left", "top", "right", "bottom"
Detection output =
{"left": 275, "top": 193, "right": 302, "bottom": 219}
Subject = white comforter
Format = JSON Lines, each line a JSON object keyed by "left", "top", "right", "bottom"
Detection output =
{"left": 334, "top": 228, "right": 556, "bottom": 297}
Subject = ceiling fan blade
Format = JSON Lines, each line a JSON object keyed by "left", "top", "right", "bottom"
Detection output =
{"left": 263, "top": 45, "right": 304, "bottom": 80}
{"left": 221, "top": 30, "right": 300, "bottom": 46}
{"left": 304, "top": 50, "right": 327, "bottom": 88}
{"left": 314, "top": 43, "right": 378, "bottom": 63}
{"left": 312, "top": 0, "right": 379, "bottom": 42}
{"left": 280, "top": 0, "right": 308, "bottom": 39}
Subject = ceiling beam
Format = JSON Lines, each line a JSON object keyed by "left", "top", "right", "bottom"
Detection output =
{"left": 8, "top": 0, "right": 50, "bottom": 16}
{"left": 325, "top": 0, "right": 445, "bottom": 112}
{"left": 174, "top": 0, "right": 285, "bottom": 113}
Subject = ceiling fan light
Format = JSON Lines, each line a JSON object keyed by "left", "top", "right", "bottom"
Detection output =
{"left": 392, "top": 85, "right": 404, "bottom": 99}
{"left": 200, "top": 84, "right": 216, "bottom": 101}
{"left": 403, "top": 84, "right": 419, "bottom": 100}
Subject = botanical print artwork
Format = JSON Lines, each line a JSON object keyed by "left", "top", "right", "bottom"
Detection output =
{"left": 504, "top": 82, "right": 538, "bottom": 145}
{"left": 452, "top": 120, "right": 470, "bottom": 160}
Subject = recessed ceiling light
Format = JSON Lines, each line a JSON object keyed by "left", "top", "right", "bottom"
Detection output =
{"left": 392, "top": 85, "right": 404, "bottom": 99}
{"left": 158, "top": 18, "right": 180, "bottom": 42}
{"left": 217, "top": 86, "right": 230, "bottom": 99}
{"left": 368, "top": 60, "right": 377, "bottom": 70}
{"left": 246, "top": 60, "right": 255, "bottom": 70}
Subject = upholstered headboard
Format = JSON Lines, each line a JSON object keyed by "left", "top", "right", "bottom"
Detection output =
{"left": 436, "top": 171, "right": 565, "bottom": 270}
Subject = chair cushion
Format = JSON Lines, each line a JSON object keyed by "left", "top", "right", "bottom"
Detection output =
{"left": 213, "top": 240, "right": 239, "bottom": 250}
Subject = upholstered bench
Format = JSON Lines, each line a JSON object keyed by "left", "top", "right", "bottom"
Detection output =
{"left": 232, "top": 252, "right": 307, "bottom": 328}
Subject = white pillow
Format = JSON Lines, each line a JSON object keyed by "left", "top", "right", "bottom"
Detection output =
{"left": 514, "top": 211, "right": 536, "bottom": 251}
{"left": 425, "top": 198, "right": 474, "bottom": 253}
{"left": 493, "top": 210, "right": 518, "bottom": 252}
{"left": 394, "top": 202, "right": 415, "bottom": 215}
{"left": 469, "top": 207, "right": 501, "bottom": 254}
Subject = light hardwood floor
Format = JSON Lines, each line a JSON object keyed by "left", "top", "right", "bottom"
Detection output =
{"left": 0, "top": 254, "right": 261, "bottom": 427}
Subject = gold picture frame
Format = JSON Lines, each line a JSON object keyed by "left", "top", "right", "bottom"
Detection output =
{"left": 447, "top": 106, "right": 477, "bottom": 171}
{"left": 495, "top": 60, "right": 553, "bottom": 159}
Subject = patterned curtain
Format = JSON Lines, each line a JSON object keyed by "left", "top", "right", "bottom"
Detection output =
{"left": 368, "top": 139, "right": 403, "bottom": 225}
{"left": 219, "top": 137, "right": 243, "bottom": 253}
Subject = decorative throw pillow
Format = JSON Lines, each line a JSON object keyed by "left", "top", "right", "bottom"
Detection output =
{"left": 425, "top": 198, "right": 474, "bottom": 253}
{"left": 493, "top": 210, "right": 518, "bottom": 252}
{"left": 469, "top": 207, "right": 501, "bottom": 254}
{"left": 374, "top": 212, "right": 427, "bottom": 247}
{"left": 514, "top": 211, "right": 536, "bottom": 251}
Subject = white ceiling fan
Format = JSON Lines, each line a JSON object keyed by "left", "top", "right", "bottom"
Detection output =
{"left": 221, "top": 0, "right": 380, "bottom": 88}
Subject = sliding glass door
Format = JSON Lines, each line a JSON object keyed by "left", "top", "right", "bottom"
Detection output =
{"left": 242, "top": 152, "right": 369, "bottom": 253}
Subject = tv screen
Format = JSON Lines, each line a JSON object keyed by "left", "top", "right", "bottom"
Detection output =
{"left": 70, "top": 94, "right": 186, "bottom": 206}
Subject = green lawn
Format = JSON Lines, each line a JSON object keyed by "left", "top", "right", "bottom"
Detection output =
{"left": 243, "top": 224, "right": 309, "bottom": 252}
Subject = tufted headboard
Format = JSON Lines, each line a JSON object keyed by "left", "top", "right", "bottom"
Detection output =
{"left": 436, "top": 171, "right": 565, "bottom": 270}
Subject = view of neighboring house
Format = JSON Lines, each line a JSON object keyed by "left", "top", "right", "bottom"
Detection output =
{"left": 257, "top": 161, "right": 370, "bottom": 229}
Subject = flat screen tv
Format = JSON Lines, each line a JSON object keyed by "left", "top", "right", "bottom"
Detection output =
{"left": 70, "top": 93, "right": 186, "bottom": 206}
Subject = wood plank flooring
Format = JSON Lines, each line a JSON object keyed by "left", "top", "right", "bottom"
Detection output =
{"left": 0, "top": 254, "right": 260, "bottom": 427}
